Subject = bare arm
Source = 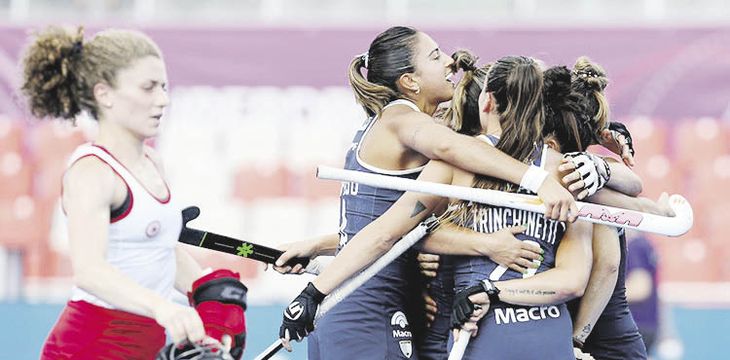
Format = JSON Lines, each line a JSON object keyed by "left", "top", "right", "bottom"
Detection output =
{"left": 175, "top": 244, "right": 205, "bottom": 294}
{"left": 493, "top": 220, "right": 593, "bottom": 306}
{"left": 421, "top": 223, "right": 541, "bottom": 274}
{"left": 604, "top": 157, "right": 642, "bottom": 196}
{"left": 588, "top": 189, "right": 674, "bottom": 216}
{"left": 311, "top": 160, "right": 454, "bottom": 294}
{"left": 66, "top": 159, "right": 171, "bottom": 316}
{"left": 394, "top": 112, "right": 577, "bottom": 221}
{"left": 65, "top": 158, "right": 205, "bottom": 344}
{"left": 572, "top": 225, "right": 621, "bottom": 345}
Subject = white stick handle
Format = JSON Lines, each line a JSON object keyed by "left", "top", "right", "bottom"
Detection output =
{"left": 315, "top": 221, "right": 430, "bottom": 319}
{"left": 448, "top": 331, "right": 472, "bottom": 360}
{"left": 254, "top": 222, "right": 432, "bottom": 359}
{"left": 317, "top": 166, "right": 693, "bottom": 237}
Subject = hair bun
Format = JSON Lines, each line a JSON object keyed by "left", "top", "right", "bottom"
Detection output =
{"left": 543, "top": 66, "right": 572, "bottom": 107}
{"left": 451, "top": 49, "right": 477, "bottom": 72}
{"left": 21, "top": 26, "right": 85, "bottom": 120}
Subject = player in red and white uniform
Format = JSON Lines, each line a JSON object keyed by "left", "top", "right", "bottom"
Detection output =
{"left": 20, "top": 26, "right": 246, "bottom": 359}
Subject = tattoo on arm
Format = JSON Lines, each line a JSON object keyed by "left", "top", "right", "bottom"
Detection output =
{"left": 410, "top": 201, "right": 427, "bottom": 218}
{"left": 503, "top": 289, "right": 557, "bottom": 296}
{"left": 576, "top": 324, "right": 592, "bottom": 342}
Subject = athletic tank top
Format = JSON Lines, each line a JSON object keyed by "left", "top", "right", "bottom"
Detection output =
{"left": 338, "top": 99, "right": 425, "bottom": 251}
{"left": 455, "top": 135, "right": 567, "bottom": 282}
{"left": 65, "top": 143, "right": 181, "bottom": 311}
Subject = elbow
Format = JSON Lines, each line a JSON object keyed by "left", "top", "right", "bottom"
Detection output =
{"left": 563, "top": 279, "right": 587, "bottom": 299}
{"left": 72, "top": 265, "right": 97, "bottom": 291}
{"left": 374, "top": 233, "right": 399, "bottom": 253}
{"left": 431, "top": 140, "right": 456, "bottom": 161}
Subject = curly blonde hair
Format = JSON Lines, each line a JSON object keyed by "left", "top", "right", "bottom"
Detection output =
{"left": 21, "top": 26, "right": 162, "bottom": 121}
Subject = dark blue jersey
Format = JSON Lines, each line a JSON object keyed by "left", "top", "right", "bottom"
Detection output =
{"left": 450, "top": 140, "right": 573, "bottom": 359}
{"left": 309, "top": 99, "right": 427, "bottom": 360}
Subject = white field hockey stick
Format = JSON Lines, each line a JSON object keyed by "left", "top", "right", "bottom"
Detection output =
{"left": 449, "top": 330, "right": 471, "bottom": 360}
{"left": 253, "top": 218, "right": 438, "bottom": 360}
{"left": 317, "top": 166, "right": 693, "bottom": 237}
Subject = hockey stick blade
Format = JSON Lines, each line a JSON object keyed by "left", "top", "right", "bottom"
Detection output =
{"left": 179, "top": 206, "right": 310, "bottom": 268}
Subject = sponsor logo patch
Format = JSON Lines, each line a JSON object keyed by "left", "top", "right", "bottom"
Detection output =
{"left": 145, "top": 221, "right": 161, "bottom": 237}
{"left": 390, "top": 311, "right": 412, "bottom": 358}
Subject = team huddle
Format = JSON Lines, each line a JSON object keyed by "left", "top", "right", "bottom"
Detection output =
{"left": 22, "top": 23, "right": 675, "bottom": 360}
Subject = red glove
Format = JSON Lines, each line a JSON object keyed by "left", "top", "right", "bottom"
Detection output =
{"left": 189, "top": 269, "right": 247, "bottom": 359}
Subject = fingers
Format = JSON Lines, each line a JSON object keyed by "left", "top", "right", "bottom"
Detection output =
{"left": 508, "top": 263, "right": 527, "bottom": 274}
{"left": 550, "top": 200, "right": 561, "bottom": 221}
{"left": 417, "top": 253, "right": 440, "bottom": 262}
{"left": 187, "top": 313, "right": 206, "bottom": 344}
{"left": 520, "top": 248, "right": 542, "bottom": 262}
{"left": 558, "top": 158, "right": 576, "bottom": 172}
{"left": 275, "top": 250, "right": 296, "bottom": 267}
{"left": 561, "top": 170, "right": 581, "bottom": 186}
{"left": 291, "top": 264, "right": 304, "bottom": 274}
{"left": 281, "top": 329, "right": 292, "bottom": 352}
{"left": 509, "top": 225, "right": 527, "bottom": 235}
{"left": 568, "top": 201, "right": 579, "bottom": 223}
{"left": 419, "top": 260, "right": 439, "bottom": 271}
{"left": 515, "top": 257, "right": 538, "bottom": 270}
{"left": 221, "top": 334, "right": 232, "bottom": 351}
{"left": 576, "top": 189, "right": 589, "bottom": 201}
{"left": 558, "top": 200, "right": 570, "bottom": 222}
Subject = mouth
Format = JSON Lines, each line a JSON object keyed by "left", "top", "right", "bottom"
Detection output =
{"left": 445, "top": 72, "right": 455, "bottom": 86}
{"left": 151, "top": 114, "right": 162, "bottom": 121}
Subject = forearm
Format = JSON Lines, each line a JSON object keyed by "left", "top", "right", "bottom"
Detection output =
{"left": 311, "top": 229, "right": 399, "bottom": 294}
{"left": 588, "top": 188, "right": 664, "bottom": 215}
{"left": 311, "top": 233, "right": 340, "bottom": 256}
{"left": 174, "top": 245, "right": 205, "bottom": 294}
{"left": 420, "top": 223, "right": 487, "bottom": 256}
{"left": 605, "top": 158, "right": 642, "bottom": 196}
{"left": 74, "top": 262, "right": 170, "bottom": 317}
{"left": 572, "top": 225, "right": 620, "bottom": 343}
{"left": 495, "top": 269, "right": 584, "bottom": 306}
{"left": 439, "top": 136, "right": 528, "bottom": 186}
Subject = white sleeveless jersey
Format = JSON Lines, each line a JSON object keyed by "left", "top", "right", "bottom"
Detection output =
{"left": 65, "top": 143, "right": 181, "bottom": 311}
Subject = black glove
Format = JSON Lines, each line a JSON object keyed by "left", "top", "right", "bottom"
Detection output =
{"left": 608, "top": 121, "right": 635, "bottom": 157}
{"left": 451, "top": 285, "right": 486, "bottom": 329}
{"left": 279, "top": 282, "right": 326, "bottom": 341}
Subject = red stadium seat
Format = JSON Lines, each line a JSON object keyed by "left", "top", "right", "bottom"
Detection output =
{"left": 621, "top": 117, "right": 668, "bottom": 161}
{"left": 0, "top": 196, "right": 53, "bottom": 250}
{"left": 0, "top": 152, "right": 33, "bottom": 199}
{"left": 29, "top": 121, "right": 85, "bottom": 167}
{"left": 0, "top": 118, "right": 24, "bottom": 155}
{"left": 674, "top": 118, "right": 727, "bottom": 170}
{"left": 654, "top": 237, "right": 719, "bottom": 282}
{"left": 299, "top": 166, "right": 341, "bottom": 201}
{"left": 232, "top": 165, "right": 289, "bottom": 202}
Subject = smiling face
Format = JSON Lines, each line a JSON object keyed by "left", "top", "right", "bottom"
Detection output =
{"left": 102, "top": 56, "right": 170, "bottom": 139}
{"left": 409, "top": 32, "right": 456, "bottom": 104}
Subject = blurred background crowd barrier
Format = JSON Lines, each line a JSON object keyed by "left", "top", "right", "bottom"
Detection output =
{"left": 1, "top": 0, "right": 730, "bottom": 359}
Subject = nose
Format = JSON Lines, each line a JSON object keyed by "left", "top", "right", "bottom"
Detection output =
{"left": 156, "top": 88, "right": 170, "bottom": 108}
{"left": 444, "top": 54, "right": 455, "bottom": 68}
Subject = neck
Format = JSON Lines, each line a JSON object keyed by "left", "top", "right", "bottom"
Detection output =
{"left": 485, "top": 112, "right": 502, "bottom": 137}
{"left": 95, "top": 119, "right": 146, "bottom": 164}
{"left": 408, "top": 97, "right": 437, "bottom": 116}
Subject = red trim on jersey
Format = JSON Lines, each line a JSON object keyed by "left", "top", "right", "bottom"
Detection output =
{"left": 92, "top": 144, "right": 171, "bottom": 204}
{"left": 62, "top": 154, "right": 134, "bottom": 223}
{"left": 41, "top": 300, "right": 165, "bottom": 359}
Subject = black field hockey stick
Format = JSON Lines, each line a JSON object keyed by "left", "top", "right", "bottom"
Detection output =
{"left": 179, "top": 206, "right": 321, "bottom": 272}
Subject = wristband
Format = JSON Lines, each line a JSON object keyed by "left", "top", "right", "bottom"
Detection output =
{"left": 520, "top": 165, "right": 549, "bottom": 193}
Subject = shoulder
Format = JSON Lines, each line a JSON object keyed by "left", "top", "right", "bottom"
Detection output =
{"left": 63, "top": 156, "right": 119, "bottom": 201}
{"left": 384, "top": 107, "right": 436, "bottom": 128}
